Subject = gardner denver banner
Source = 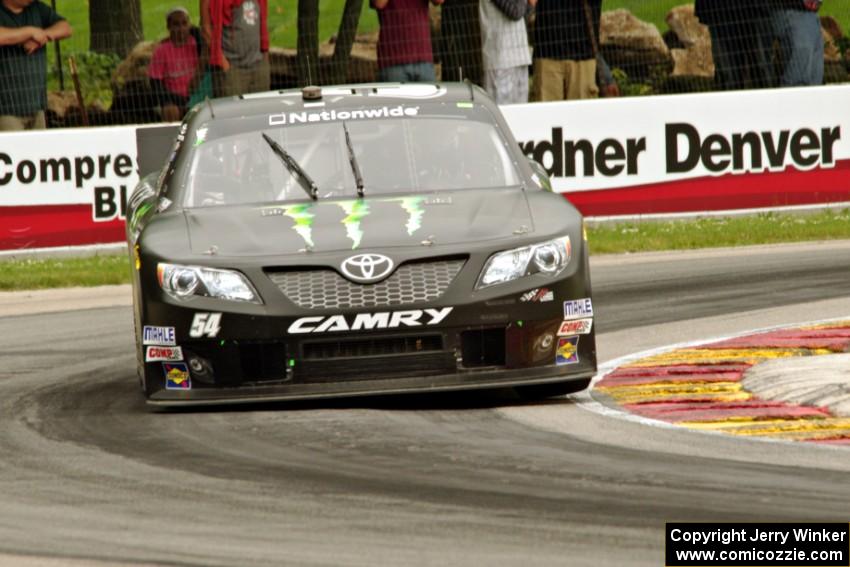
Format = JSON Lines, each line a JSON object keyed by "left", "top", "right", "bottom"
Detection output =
{"left": 0, "top": 126, "right": 138, "bottom": 250}
{"left": 502, "top": 84, "right": 850, "bottom": 217}
{"left": 1, "top": 85, "right": 849, "bottom": 251}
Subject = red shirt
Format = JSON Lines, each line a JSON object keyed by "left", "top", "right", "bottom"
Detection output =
{"left": 373, "top": 0, "right": 433, "bottom": 69}
{"left": 207, "top": 0, "right": 269, "bottom": 68}
{"left": 148, "top": 37, "right": 199, "bottom": 98}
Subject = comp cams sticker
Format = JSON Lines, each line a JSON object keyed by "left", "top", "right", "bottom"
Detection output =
{"left": 145, "top": 346, "right": 184, "bottom": 362}
{"left": 558, "top": 318, "right": 593, "bottom": 336}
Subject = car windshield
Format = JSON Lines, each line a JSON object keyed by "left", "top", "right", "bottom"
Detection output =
{"left": 183, "top": 114, "right": 520, "bottom": 207}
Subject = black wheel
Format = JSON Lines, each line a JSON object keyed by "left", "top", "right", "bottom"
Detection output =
{"left": 515, "top": 377, "right": 592, "bottom": 401}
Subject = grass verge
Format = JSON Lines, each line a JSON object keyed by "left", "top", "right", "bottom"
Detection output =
{"left": 0, "top": 255, "right": 131, "bottom": 291}
{"left": 588, "top": 209, "right": 850, "bottom": 254}
{"left": 2, "top": 210, "right": 850, "bottom": 291}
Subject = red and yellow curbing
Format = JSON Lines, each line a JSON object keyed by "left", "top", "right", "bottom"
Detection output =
{"left": 593, "top": 323, "right": 850, "bottom": 445}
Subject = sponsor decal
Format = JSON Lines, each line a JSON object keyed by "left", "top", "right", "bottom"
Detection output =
{"left": 519, "top": 127, "right": 646, "bottom": 180}
{"left": 520, "top": 288, "right": 554, "bottom": 303}
{"left": 558, "top": 318, "right": 593, "bottom": 336}
{"left": 556, "top": 336, "right": 580, "bottom": 365}
{"left": 143, "top": 325, "right": 176, "bottom": 346}
{"left": 260, "top": 203, "right": 316, "bottom": 249}
{"left": 665, "top": 123, "right": 840, "bottom": 175}
{"left": 340, "top": 253, "right": 394, "bottom": 283}
{"left": 0, "top": 137, "right": 137, "bottom": 223}
{"left": 190, "top": 313, "right": 222, "bottom": 338}
{"left": 288, "top": 307, "right": 453, "bottom": 334}
{"left": 145, "top": 346, "right": 184, "bottom": 362}
{"left": 337, "top": 200, "right": 370, "bottom": 250}
{"left": 269, "top": 105, "right": 420, "bottom": 126}
{"left": 242, "top": 0, "right": 258, "bottom": 26}
{"left": 163, "top": 362, "right": 191, "bottom": 390}
{"left": 516, "top": 125, "right": 841, "bottom": 180}
{"left": 563, "top": 298, "right": 593, "bottom": 320}
{"left": 194, "top": 126, "right": 208, "bottom": 147}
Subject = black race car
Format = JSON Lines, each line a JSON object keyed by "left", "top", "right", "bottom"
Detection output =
{"left": 127, "top": 83, "right": 596, "bottom": 406}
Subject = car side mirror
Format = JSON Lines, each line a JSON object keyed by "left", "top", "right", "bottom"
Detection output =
{"left": 526, "top": 157, "right": 553, "bottom": 192}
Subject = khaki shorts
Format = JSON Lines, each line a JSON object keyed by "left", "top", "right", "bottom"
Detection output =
{"left": 213, "top": 58, "right": 271, "bottom": 98}
{"left": 532, "top": 58, "right": 599, "bottom": 102}
{"left": 0, "top": 111, "right": 46, "bottom": 131}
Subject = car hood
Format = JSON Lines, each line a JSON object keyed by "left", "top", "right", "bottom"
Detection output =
{"left": 184, "top": 188, "right": 533, "bottom": 256}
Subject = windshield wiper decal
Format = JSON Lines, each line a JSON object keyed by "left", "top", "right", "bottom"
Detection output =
{"left": 261, "top": 133, "right": 318, "bottom": 201}
{"left": 342, "top": 122, "right": 364, "bottom": 198}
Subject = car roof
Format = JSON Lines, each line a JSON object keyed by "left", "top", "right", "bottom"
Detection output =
{"left": 196, "top": 82, "right": 485, "bottom": 122}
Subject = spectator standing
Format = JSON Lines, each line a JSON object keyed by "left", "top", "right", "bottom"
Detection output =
{"left": 769, "top": 0, "right": 824, "bottom": 86}
{"left": 479, "top": 0, "right": 533, "bottom": 104}
{"left": 531, "top": 0, "right": 600, "bottom": 101}
{"left": 149, "top": 7, "right": 200, "bottom": 122}
{"left": 0, "top": 0, "right": 71, "bottom": 131}
{"left": 371, "top": 0, "right": 443, "bottom": 83}
{"left": 202, "top": 0, "right": 269, "bottom": 97}
{"left": 694, "top": 0, "right": 774, "bottom": 90}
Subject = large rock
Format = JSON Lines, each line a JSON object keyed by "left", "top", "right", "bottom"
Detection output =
{"left": 665, "top": 5, "right": 713, "bottom": 78}
{"left": 821, "top": 16, "right": 843, "bottom": 64}
{"left": 600, "top": 9, "right": 672, "bottom": 82}
{"left": 822, "top": 16, "right": 848, "bottom": 83}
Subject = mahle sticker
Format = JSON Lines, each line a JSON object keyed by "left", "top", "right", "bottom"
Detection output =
{"left": 563, "top": 298, "right": 593, "bottom": 320}
{"left": 558, "top": 318, "right": 593, "bottom": 336}
{"left": 143, "top": 325, "right": 176, "bottom": 346}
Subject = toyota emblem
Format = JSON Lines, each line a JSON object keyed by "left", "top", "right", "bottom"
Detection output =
{"left": 340, "top": 253, "right": 394, "bottom": 283}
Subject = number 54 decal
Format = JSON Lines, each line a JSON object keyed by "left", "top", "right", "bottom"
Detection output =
{"left": 190, "top": 313, "right": 222, "bottom": 338}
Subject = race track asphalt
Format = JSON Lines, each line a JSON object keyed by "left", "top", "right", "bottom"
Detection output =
{"left": 1, "top": 241, "right": 849, "bottom": 566}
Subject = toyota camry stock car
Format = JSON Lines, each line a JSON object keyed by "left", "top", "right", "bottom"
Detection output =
{"left": 126, "top": 82, "right": 597, "bottom": 405}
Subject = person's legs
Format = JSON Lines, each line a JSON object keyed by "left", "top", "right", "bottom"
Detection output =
{"left": 213, "top": 66, "right": 248, "bottom": 97}
{"left": 378, "top": 63, "right": 435, "bottom": 83}
{"left": 532, "top": 58, "right": 565, "bottom": 102}
{"left": 30, "top": 111, "right": 46, "bottom": 130}
{"left": 708, "top": 23, "right": 740, "bottom": 90}
{"left": 485, "top": 67, "right": 525, "bottom": 105}
{"left": 248, "top": 57, "right": 271, "bottom": 94}
{"left": 565, "top": 59, "right": 599, "bottom": 100}
{"left": 407, "top": 62, "right": 436, "bottom": 82}
{"left": 0, "top": 112, "right": 44, "bottom": 131}
{"left": 378, "top": 64, "right": 410, "bottom": 82}
{"left": 0, "top": 115, "right": 26, "bottom": 131}
{"left": 746, "top": 13, "right": 777, "bottom": 88}
{"left": 774, "top": 9, "right": 823, "bottom": 86}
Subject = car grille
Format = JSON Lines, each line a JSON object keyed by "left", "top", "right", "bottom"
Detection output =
{"left": 267, "top": 258, "right": 465, "bottom": 310}
{"left": 302, "top": 335, "right": 443, "bottom": 359}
